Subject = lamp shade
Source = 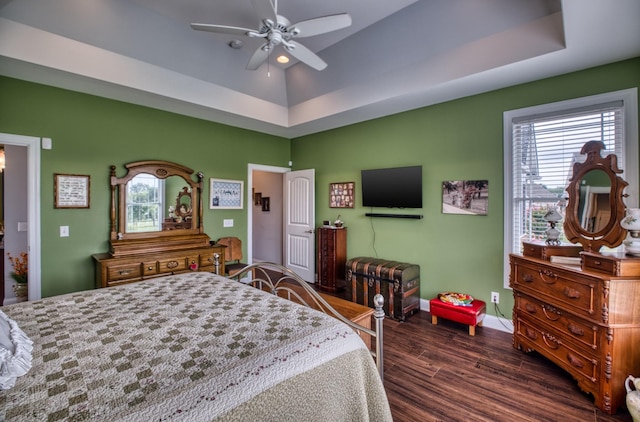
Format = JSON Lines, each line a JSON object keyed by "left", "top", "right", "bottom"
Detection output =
{"left": 621, "top": 208, "right": 640, "bottom": 231}
{"left": 543, "top": 207, "right": 563, "bottom": 223}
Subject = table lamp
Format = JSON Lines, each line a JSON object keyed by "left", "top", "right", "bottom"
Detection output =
{"left": 621, "top": 208, "right": 640, "bottom": 256}
{"left": 544, "top": 207, "right": 563, "bottom": 246}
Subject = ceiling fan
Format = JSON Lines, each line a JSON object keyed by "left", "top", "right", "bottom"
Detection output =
{"left": 190, "top": 0, "right": 352, "bottom": 71}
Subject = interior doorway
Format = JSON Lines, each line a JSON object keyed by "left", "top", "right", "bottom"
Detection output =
{"left": 247, "top": 164, "right": 316, "bottom": 282}
{"left": 0, "top": 133, "right": 41, "bottom": 304}
{"left": 247, "top": 164, "right": 289, "bottom": 266}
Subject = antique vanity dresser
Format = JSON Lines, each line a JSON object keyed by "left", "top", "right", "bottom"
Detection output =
{"left": 93, "top": 160, "right": 225, "bottom": 288}
{"left": 510, "top": 141, "right": 640, "bottom": 414}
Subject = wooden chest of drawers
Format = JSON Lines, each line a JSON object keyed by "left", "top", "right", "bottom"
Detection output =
{"left": 93, "top": 245, "right": 225, "bottom": 288}
{"left": 510, "top": 253, "right": 640, "bottom": 414}
{"left": 316, "top": 227, "right": 347, "bottom": 293}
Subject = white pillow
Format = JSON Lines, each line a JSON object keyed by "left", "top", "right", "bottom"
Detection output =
{"left": 0, "top": 309, "right": 33, "bottom": 390}
{"left": 0, "top": 316, "right": 13, "bottom": 352}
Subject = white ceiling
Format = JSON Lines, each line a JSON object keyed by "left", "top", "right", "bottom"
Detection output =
{"left": 1, "top": 0, "right": 639, "bottom": 138}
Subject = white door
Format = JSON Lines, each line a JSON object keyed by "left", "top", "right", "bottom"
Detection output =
{"left": 284, "top": 169, "right": 315, "bottom": 282}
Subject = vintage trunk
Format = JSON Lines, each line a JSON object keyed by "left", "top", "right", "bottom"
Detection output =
{"left": 345, "top": 257, "right": 420, "bottom": 321}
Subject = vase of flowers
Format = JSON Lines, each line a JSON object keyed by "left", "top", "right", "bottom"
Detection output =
{"left": 8, "top": 252, "right": 28, "bottom": 301}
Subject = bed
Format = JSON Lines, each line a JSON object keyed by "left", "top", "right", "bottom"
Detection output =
{"left": 0, "top": 265, "right": 390, "bottom": 421}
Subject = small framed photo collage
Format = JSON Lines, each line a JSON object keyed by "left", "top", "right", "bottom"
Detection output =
{"left": 329, "top": 182, "right": 354, "bottom": 208}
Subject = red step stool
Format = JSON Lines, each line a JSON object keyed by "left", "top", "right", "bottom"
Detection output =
{"left": 429, "top": 297, "right": 486, "bottom": 336}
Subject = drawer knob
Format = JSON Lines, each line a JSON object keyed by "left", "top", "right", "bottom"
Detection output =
{"left": 567, "top": 323, "right": 584, "bottom": 337}
{"left": 147, "top": 266, "right": 153, "bottom": 270}
{"left": 566, "top": 353, "right": 584, "bottom": 368}
{"left": 563, "top": 287, "right": 581, "bottom": 299}
{"left": 525, "top": 328, "right": 538, "bottom": 340}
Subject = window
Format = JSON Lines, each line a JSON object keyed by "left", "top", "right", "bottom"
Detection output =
{"left": 504, "top": 89, "right": 638, "bottom": 286}
{"left": 126, "top": 174, "right": 165, "bottom": 232}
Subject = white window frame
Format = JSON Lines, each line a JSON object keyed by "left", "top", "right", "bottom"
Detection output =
{"left": 503, "top": 88, "right": 638, "bottom": 287}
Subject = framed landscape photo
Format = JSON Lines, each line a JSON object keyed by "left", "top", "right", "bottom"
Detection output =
{"left": 210, "top": 178, "right": 244, "bottom": 209}
{"left": 441, "top": 179, "right": 489, "bottom": 215}
{"left": 329, "top": 182, "right": 355, "bottom": 208}
{"left": 54, "top": 173, "right": 90, "bottom": 209}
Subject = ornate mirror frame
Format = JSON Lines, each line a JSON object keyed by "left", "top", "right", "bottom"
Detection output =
{"left": 109, "top": 160, "right": 209, "bottom": 256}
{"left": 564, "top": 141, "right": 628, "bottom": 252}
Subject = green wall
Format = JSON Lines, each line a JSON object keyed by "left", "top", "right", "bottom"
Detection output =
{"left": 0, "top": 77, "right": 290, "bottom": 297}
{"left": 292, "top": 57, "right": 640, "bottom": 317}
{"left": 1, "top": 57, "right": 638, "bottom": 320}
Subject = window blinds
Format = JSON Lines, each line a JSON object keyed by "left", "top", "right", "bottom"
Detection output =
{"left": 510, "top": 101, "right": 624, "bottom": 251}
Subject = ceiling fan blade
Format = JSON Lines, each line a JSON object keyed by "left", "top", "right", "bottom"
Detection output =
{"left": 246, "top": 44, "right": 270, "bottom": 70}
{"left": 284, "top": 41, "right": 327, "bottom": 71}
{"left": 288, "top": 13, "right": 352, "bottom": 38}
{"left": 250, "top": 0, "right": 277, "bottom": 24}
{"left": 190, "top": 23, "right": 255, "bottom": 37}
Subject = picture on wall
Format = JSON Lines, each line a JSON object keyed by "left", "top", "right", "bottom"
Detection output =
{"left": 54, "top": 174, "right": 90, "bottom": 209}
{"left": 329, "top": 182, "right": 355, "bottom": 208}
{"left": 254, "top": 192, "right": 262, "bottom": 206}
{"left": 442, "top": 180, "right": 488, "bottom": 215}
{"left": 210, "top": 178, "right": 244, "bottom": 209}
{"left": 261, "top": 197, "right": 270, "bottom": 212}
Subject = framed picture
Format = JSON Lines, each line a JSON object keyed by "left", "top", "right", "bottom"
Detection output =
{"left": 261, "top": 197, "right": 270, "bottom": 212}
{"left": 254, "top": 192, "right": 262, "bottom": 206}
{"left": 210, "top": 178, "right": 244, "bottom": 209}
{"left": 54, "top": 173, "right": 90, "bottom": 209}
{"left": 442, "top": 180, "right": 488, "bottom": 215}
{"left": 329, "top": 182, "right": 355, "bottom": 208}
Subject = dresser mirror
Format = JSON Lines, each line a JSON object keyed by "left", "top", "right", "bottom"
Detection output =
{"left": 563, "top": 141, "right": 628, "bottom": 252}
{"left": 109, "top": 160, "right": 208, "bottom": 256}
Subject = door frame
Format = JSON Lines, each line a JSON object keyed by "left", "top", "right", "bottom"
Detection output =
{"left": 247, "top": 163, "right": 290, "bottom": 265}
{"left": 0, "top": 133, "right": 41, "bottom": 302}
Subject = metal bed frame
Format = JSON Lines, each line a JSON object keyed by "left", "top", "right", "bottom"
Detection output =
{"left": 226, "top": 261, "right": 385, "bottom": 380}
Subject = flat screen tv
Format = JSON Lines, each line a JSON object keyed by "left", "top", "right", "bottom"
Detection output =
{"left": 361, "top": 166, "right": 422, "bottom": 208}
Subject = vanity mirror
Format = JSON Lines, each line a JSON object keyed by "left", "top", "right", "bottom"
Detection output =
{"left": 563, "top": 140, "right": 628, "bottom": 252}
{"left": 108, "top": 160, "right": 209, "bottom": 256}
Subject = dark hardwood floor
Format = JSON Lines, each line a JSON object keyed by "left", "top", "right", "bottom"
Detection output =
{"left": 382, "top": 311, "right": 633, "bottom": 422}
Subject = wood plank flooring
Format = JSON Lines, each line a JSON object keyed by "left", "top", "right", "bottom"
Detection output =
{"left": 382, "top": 311, "right": 633, "bottom": 422}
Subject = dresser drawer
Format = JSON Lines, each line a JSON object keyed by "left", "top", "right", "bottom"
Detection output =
{"left": 158, "top": 257, "right": 187, "bottom": 273}
{"left": 522, "top": 242, "right": 582, "bottom": 260}
{"left": 511, "top": 257, "right": 603, "bottom": 322}
{"left": 142, "top": 261, "right": 159, "bottom": 276}
{"left": 514, "top": 317, "right": 599, "bottom": 390}
{"left": 582, "top": 254, "right": 618, "bottom": 275}
{"left": 199, "top": 251, "right": 221, "bottom": 270}
{"left": 107, "top": 263, "right": 142, "bottom": 282}
{"left": 515, "top": 293, "right": 600, "bottom": 353}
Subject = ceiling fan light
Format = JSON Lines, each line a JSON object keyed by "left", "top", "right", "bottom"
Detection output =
{"left": 276, "top": 55, "right": 289, "bottom": 64}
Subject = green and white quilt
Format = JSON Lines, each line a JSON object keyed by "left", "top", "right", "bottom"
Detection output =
{"left": 0, "top": 272, "right": 391, "bottom": 421}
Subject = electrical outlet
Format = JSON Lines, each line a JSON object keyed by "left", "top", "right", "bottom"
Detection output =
{"left": 491, "top": 291, "right": 499, "bottom": 304}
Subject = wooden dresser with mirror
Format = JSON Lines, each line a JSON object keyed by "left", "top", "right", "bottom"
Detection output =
{"left": 93, "top": 160, "right": 225, "bottom": 288}
{"left": 510, "top": 141, "right": 640, "bottom": 414}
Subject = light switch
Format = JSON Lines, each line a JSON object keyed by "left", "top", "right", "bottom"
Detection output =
{"left": 223, "top": 219, "right": 234, "bottom": 228}
{"left": 60, "top": 226, "right": 69, "bottom": 237}
{"left": 17, "top": 222, "right": 28, "bottom": 232}
{"left": 42, "top": 137, "right": 52, "bottom": 149}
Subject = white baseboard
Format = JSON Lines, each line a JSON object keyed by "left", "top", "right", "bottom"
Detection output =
{"left": 420, "top": 298, "right": 513, "bottom": 334}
